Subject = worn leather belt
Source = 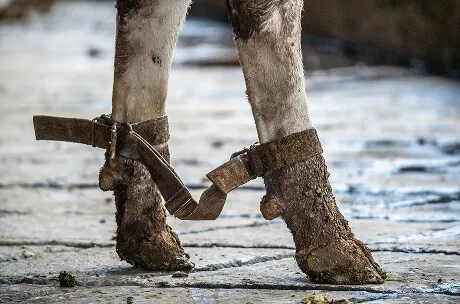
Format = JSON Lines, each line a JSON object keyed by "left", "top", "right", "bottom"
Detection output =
{"left": 33, "top": 114, "right": 169, "bottom": 149}
{"left": 33, "top": 115, "right": 323, "bottom": 220}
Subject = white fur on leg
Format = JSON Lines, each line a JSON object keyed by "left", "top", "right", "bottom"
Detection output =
{"left": 112, "top": 0, "right": 191, "bottom": 123}
{"left": 233, "top": 0, "right": 312, "bottom": 143}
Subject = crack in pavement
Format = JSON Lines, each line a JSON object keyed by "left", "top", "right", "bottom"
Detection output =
{"left": 0, "top": 240, "right": 115, "bottom": 248}
{"left": 177, "top": 222, "right": 269, "bottom": 235}
{"left": 194, "top": 252, "right": 294, "bottom": 272}
{"left": 183, "top": 243, "right": 296, "bottom": 250}
{"left": 347, "top": 216, "right": 460, "bottom": 223}
{"left": 0, "top": 182, "right": 100, "bottom": 190}
{"left": 216, "top": 213, "right": 460, "bottom": 223}
{"left": 371, "top": 246, "right": 460, "bottom": 255}
{"left": 185, "top": 243, "right": 460, "bottom": 256}
{"left": 0, "top": 209, "right": 30, "bottom": 217}
{"left": 0, "top": 253, "right": 294, "bottom": 285}
{"left": 159, "top": 282, "right": 460, "bottom": 297}
{"left": 1, "top": 278, "right": 456, "bottom": 298}
{"left": 1, "top": 241, "right": 458, "bottom": 256}
{"left": 173, "top": 282, "right": 398, "bottom": 293}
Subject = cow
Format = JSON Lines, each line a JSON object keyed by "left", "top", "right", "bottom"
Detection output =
{"left": 33, "top": 0, "right": 386, "bottom": 285}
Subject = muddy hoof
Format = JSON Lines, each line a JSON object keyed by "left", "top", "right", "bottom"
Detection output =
{"left": 264, "top": 153, "right": 386, "bottom": 285}
{"left": 117, "top": 229, "right": 194, "bottom": 271}
{"left": 100, "top": 150, "right": 194, "bottom": 271}
{"left": 296, "top": 238, "right": 386, "bottom": 284}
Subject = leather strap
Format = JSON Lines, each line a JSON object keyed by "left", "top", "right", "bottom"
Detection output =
{"left": 32, "top": 114, "right": 322, "bottom": 220}
{"left": 206, "top": 129, "right": 323, "bottom": 193}
{"left": 33, "top": 115, "right": 169, "bottom": 149}
{"left": 117, "top": 130, "right": 227, "bottom": 220}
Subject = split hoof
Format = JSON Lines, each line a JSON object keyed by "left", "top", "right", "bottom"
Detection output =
{"left": 296, "top": 238, "right": 386, "bottom": 285}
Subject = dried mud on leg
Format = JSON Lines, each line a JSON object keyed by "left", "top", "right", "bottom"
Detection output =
{"left": 99, "top": 149, "right": 193, "bottom": 271}
{"left": 264, "top": 154, "right": 386, "bottom": 284}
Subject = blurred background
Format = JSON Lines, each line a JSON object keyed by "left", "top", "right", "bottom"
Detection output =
{"left": 1, "top": 0, "right": 459, "bottom": 75}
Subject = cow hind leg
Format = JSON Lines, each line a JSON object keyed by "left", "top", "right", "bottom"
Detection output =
{"left": 227, "top": 0, "right": 386, "bottom": 284}
{"left": 99, "top": 0, "right": 193, "bottom": 270}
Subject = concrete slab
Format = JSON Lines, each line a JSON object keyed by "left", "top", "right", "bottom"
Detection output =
{"left": 1, "top": 247, "right": 459, "bottom": 296}
{"left": 0, "top": 285, "right": 399, "bottom": 304}
{"left": 2, "top": 284, "right": 458, "bottom": 303}
{"left": 0, "top": 246, "right": 293, "bottom": 281}
{"left": 177, "top": 253, "right": 459, "bottom": 294}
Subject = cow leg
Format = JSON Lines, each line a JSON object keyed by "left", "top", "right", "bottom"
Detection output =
{"left": 99, "top": 0, "right": 193, "bottom": 270}
{"left": 227, "top": 0, "right": 386, "bottom": 284}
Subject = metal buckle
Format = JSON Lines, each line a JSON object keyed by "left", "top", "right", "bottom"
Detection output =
{"left": 91, "top": 114, "right": 129, "bottom": 165}
{"left": 109, "top": 122, "right": 118, "bottom": 161}
{"left": 90, "top": 114, "right": 136, "bottom": 162}
{"left": 90, "top": 118, "right": 98, "bottom": 147}
{"left": 90, "top": 114, "right": 112, "bottom": 148}
{"left": 230, "top": 142, "right": 259, "bottom": 159}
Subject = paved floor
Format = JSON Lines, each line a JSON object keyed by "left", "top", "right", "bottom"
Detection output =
{"left": 0, "top": 2, "right": 459, "bottom": 303}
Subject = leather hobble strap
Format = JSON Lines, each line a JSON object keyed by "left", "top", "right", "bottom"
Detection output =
{"left": 33, "top": 114, "right": 170, "bottom": 150}
{"left": 33, "top": 114, "right": 170, "bottom": 191}
{"left": 206, "top": 129, "right": 323, "bottom": 194}
{"left": 33, "top": 113, "right": 322, "bottom": 221}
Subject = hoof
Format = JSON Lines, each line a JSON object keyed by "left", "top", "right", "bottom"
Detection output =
{"left": 296, "top": 238, "right": 386, "bottom": 284}
{"left": 100, "top": 148, "right": 194, "bottom": 271}
{"left": 117, "top": 231, "right": 195, "bottom": 271}
{"left": 263, "top": 153, "right": 386, "bottom": 285}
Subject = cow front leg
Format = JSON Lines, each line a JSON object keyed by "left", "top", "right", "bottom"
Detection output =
{"left": 227, "top": 0, "right": 386, "bottom": 284}
{"left": 99, "top": 0, "right": 193, "bottom": 270}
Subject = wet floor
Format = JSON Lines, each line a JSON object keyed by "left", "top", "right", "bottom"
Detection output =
{"left": 0, "top": 1, "right": 459, "bottom": 303}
